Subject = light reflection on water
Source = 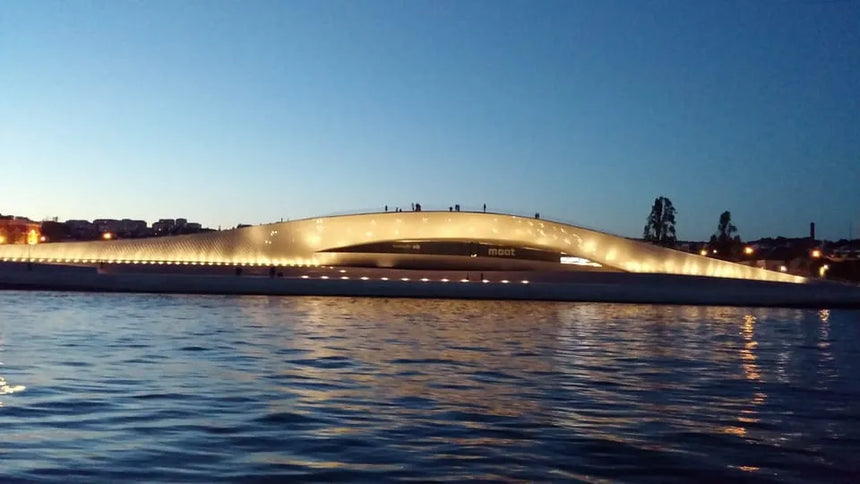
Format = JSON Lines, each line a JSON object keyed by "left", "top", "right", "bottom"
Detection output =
{"left": 0, "top": 291, "right": 858, "bottom": 482}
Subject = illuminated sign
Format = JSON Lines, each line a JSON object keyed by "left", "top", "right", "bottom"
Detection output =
{"left": 487, "top": 247, "right": 516, "bottom": 257}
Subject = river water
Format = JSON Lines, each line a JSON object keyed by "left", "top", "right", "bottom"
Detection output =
{"left": 1, "top": 291, "right": 858, "bottom": 482}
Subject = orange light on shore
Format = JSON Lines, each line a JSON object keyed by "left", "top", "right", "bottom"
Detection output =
{"left": 0, "top": 235, "right": 5, "bottom": 244}
{"left": 744, "top": 246, "right": 754, "bottom": 255}
{"left": 102, "top": 232, "right": 113, "bottom": 240}
{"left": 699, "top": 249, "right": 708, "bottom": 256}
{"left": 811, "top": 249, "right": 821, "bottom": 258}
{"left": 27, "top": 229, "right": 39, "bottom": 245}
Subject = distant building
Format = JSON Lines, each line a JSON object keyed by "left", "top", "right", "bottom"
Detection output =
{"left": 0, "top": 216, "right": 41, "bottom": 244}
{"left": 152, "top": 219, "right": 175, "bottom": 235}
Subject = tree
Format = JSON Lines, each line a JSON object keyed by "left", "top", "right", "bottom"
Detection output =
{"left": 643, "top": 196, "right": 677, "bottom": 247}
{"left": 709, "top": 211, "right": 741, "bottom": 259}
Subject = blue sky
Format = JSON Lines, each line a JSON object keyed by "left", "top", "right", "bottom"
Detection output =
{"left": 2, "top": 1, "right": 858, "bottom": 240}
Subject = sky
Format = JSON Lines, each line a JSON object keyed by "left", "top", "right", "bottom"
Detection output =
{"left": 1, "top": 1, "right": 858, "bottom": 241}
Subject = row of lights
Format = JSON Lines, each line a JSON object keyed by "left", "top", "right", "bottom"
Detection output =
{"left": 0, "top": 257, "right": 325, "bottom": 267}
{"left": 299, "top": 275, "right": 530, "bottom": 284}
{"left": 0, "top": 256, "right": 534, "bottom": 283}
{"left": 699, "top": 247, "right": 824, "bottom": 258}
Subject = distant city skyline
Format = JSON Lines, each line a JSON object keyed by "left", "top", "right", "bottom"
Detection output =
{"left": 2, "top": 1, "right": 858, "bottom": 241}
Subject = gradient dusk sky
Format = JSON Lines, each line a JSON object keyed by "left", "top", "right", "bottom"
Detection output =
{"left": 2, "top": 1, "right": 858, "bottom": 241}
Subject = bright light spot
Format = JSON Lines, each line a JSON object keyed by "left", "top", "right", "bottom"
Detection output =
{"left": 401, "top": 277, "right": 410, "bottom": 281}
{"left": 700, "top": 249, "right": 708, "bottom": 256}
{"left": 301, "top": 275, "right": 309, "bottom": 279}
{"left": 744, "top": 246, "right": 754, "bottom": 255}
{"left": 811, "top": 249, "right": 822, "bottom": 258}
{"left": 460, "top": 278, "right": 469, "bottom": 282}
{"left": 420, "top": 277, "right": 429, "bottom": 282}
{"left": 360, "top": 276, "right": 369, "bottom": 280}
{"left": 779, "top": 265, "right": 788, "bottom": 272}
{"left": 102, "top": 232, "right": 113, "bottom": 240}
{"left": 39, "top": 236, "right": 46, "bottom": 242}
{"left": 341, "top": 276, "right": 349, "bottom": 280}
{"left": 441, "top": 278, "right": 449, "bottom": 282}
{"left": 560, "top": 256, "right": 602, "bottom": 267}
{"left": 482, "top": 279, "right": 489, "bottom": 283}
{"left": 501, "top": 279, "right": 509, "bottom": 283}
{"left": 321, "top": 276, "right": 329, "bottom": 279}
{"left": 339, "top": 269, "right": 347, "bottom": 273}
{"left": 712, "top": 249, "right": 717, "bottom": 254}
{"left": 819, "top": 265, "right": 829, "bottom": 277}
{"left": 521, "top": 280, "right": 530, "bottom": 284}
{"left": 0, "top": 235, "right": 5, "bottom": 244}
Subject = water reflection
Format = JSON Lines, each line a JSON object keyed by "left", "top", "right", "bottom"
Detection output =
{"left": 0, "top": 334, "right": 26, "bottom": 407}
{"left": 740, "top": 314, "right": 761, "bottom": 382}
{"left": 234, "top": 297, "right": 559, "bottom": 425}
{"left": 0, "top": 375, "right": 26, "bottom": 407}
{"left": 0, "top": 292, "right": 858, "bottom": 482}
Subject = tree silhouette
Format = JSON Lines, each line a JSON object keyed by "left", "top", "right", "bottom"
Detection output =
{"left": 643, "top": 196, "right": 677, "bottom": 247}
{"left": 709, "top": 211, "right": 741, "bottom": 259}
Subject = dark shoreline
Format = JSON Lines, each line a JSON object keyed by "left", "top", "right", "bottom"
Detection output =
{"left": 2, "top": 262, "right": 858, "bottom": 309}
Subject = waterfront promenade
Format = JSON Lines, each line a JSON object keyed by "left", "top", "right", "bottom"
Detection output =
{"left": 1, "top": 261, "right": 858, "bottom": 308}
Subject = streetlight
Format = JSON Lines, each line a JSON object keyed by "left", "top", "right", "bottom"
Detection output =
{"left": 699, "top": 249, "right": 708, "bottom": 256}
{"left": 744, "top": 246, "right": 754, "bottom": 256}
{"left": 811, "top": 249, "right": 822, "bottom": 258}
{"left": 102, "top": 232, "right": 113, "bottom": 240}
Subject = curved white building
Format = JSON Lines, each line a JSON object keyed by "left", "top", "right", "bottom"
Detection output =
{"left": 0, "top": 211, "right": 804, "bottom": 283}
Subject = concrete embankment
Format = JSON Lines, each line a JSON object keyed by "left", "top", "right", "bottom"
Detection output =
{"left": 0, "top": 262, "right": 858, "bottom": 308}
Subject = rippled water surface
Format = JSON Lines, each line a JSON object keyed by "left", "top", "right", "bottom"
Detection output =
{"left": 1, "top": 291, "right": 859, "bottom": 482}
